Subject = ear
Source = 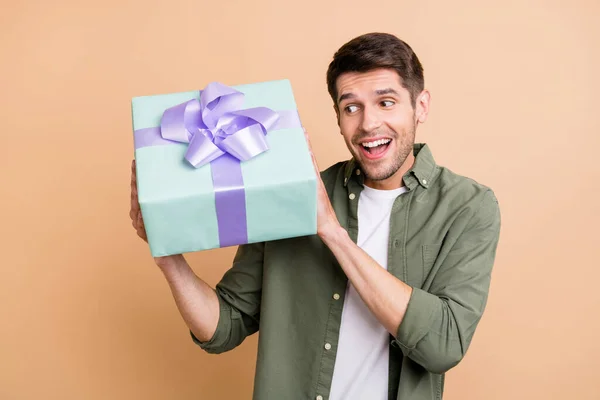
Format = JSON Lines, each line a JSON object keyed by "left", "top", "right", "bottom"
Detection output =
{"left": 333, "top": 104, "right": 341, "bottom": 128}
{"left": 415, "top": 90, "right": 431, "bottom": 125}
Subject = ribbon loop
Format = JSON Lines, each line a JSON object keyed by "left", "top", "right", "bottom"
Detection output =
{"left": 186, "top": 131, "right": 225, "bottom": 168}
{"left": 220, "top": 125, "right": 270, "bottom": 161}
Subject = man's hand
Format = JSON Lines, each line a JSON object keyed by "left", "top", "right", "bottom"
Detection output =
{"left": 304, "top": 129, "right": 343, "bottom": 239}
{"left": 130, "top": 160, "right": 148, "bottom": 242}
{"left": 130, "top": 159, "right": 182, "bottom": 268}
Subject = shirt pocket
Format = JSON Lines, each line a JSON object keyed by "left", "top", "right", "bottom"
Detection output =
{"left": 422, "top": 243, "right": 443, "bottom": 279}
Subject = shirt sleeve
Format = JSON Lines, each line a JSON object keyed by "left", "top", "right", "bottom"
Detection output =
{"left": 393, "top": 189, "right": 501, "bottom": 374}
{"left": 191, "top": 241, "right": 265, "bottom": 354}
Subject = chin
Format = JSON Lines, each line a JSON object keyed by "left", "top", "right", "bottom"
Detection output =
{"left": 358, "top": 159, "right": 397, "bottom": 181}
{"left": 364, "top": 168, "right": 397, "bottom": 182}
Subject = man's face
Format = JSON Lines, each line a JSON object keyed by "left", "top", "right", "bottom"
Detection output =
{"left": 335, "top": 68, "right": 425, "bottom": 185}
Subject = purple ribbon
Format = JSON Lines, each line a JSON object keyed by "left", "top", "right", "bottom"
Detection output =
{"left": 134, "top": 82, "right": 302, "bottom": 247}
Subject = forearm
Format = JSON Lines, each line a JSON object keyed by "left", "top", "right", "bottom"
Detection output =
{"left": 156, "top": 255, "right": 220, "bottom": 343}
{"left": 319, "top": 224, "right": 412, "bottom": 337}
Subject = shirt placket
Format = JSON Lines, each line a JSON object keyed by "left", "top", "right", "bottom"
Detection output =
{"left": 313, "top": 173, "right": 363, "bottom": 400}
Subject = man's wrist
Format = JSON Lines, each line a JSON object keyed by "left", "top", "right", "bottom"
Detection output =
{"left": 318, "top": 222, "right": 349, "bottom": 246}
{"left": 154, "top": 254, "right": 185, "bottom": 271}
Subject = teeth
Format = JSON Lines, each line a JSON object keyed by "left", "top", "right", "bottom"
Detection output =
{"left": 362, "top": 139, "right": 391, "bottom": 148}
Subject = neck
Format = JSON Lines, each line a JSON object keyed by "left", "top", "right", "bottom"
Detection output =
{"left": 364, "top": 151, "right": 415, "bottom": 190}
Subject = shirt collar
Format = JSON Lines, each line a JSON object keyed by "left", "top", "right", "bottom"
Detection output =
{"left": 343, "top": 143, "right": 437, "bottom": 189}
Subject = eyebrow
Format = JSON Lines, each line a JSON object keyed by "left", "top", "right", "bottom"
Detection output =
{"left": 338, "top": 92, "right": 356, "bottom": 103}
{"left": 375, "top": 88, "right": 400, "bottom": 96}
{"left": 338, "top": 88, "right": 400, "bottom": 104}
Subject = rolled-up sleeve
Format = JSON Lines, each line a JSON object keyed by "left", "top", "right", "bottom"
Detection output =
{"left": 191, "top": 242, "right": 265, "bottom": 354}
{"left": 394, "top": 189, "right": 501, "bottom": 374}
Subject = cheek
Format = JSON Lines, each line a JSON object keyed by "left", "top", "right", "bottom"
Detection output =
{"left": 339, "top": 120, "right": 356, "bottom": 142}
{"left": 341, "top": 133, "right": 354, "bottom": 148}
{"left": 387, "top": 113, "right": 414, "bottom": 133}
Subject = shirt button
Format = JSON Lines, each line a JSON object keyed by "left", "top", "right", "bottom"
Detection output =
{"left": 356, "top": 169, "right": 361, "bottom": 175}
{"left": 324, "top": 343, "right": 332, "bottom": 350}
{"left": 333, "top": 293, "right": 340, "bottom": 300}
{"left": 349, "top": 193, "right": 356, "bottom": 200}
{"left": 316, "top": 396, "right": 324, "bottom": 400}
{"left": 422, "top": 179, "right": 427, "bottom": 185}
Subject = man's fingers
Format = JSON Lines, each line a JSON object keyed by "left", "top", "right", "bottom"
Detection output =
{"left": 303, "top": 129, "right": 321, "bottom": 172}
{"left": 303, "top": 128, "right": 316, "bottom": 155}
{"left": 136, "top": 211, "right": 148, "bottom": 241}
{"left": 130, "top": 159, "right": 147, "bottom": 242}
{"left": 130, "top": 191, "right": 139, "bottom": 211}
{"left": 131, "top": 159, "right": 137, "bottom": 184}
{"left": 130, "top": 162, "right": 139, "bottom": 216}
{"left": 131, "top": 210, "right": 146, "bottom": 236}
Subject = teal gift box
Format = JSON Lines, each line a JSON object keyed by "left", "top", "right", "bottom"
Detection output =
{"left": 131, "top": 79, "right": 317, "bottom": 257}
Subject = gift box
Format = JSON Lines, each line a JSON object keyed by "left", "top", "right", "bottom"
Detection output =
{"left": 131, "top": 79, "right": 317, "bottom": 257}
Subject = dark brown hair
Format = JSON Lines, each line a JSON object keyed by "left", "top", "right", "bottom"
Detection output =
{"left": 326, "top": 32, "right": 424, "bottom": 108}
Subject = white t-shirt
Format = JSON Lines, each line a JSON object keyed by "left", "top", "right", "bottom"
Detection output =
{"left": 329, "top": 184, "right": 408, "bottom": 400}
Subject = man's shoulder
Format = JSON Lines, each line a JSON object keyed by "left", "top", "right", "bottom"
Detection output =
{"left": 433, "top": 163, "right": 499, "bottom": 213}
{"left": 435, "top": 163, "right": 491, "bottom": 191}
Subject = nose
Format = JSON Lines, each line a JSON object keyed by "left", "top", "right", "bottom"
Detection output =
{"left": 360, "top": 105, "right": 382, "bottom": 133}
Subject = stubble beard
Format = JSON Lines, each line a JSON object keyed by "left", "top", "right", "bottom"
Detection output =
{"left": 353, "top": 125, "right": 415, "bottom": 182}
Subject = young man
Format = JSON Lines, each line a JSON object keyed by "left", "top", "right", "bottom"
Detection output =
{"left": 130, "top": 32, "right": 501, "bottom": 400}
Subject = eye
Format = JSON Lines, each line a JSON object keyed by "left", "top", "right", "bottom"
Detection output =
{"left": 344, "top": 105, "right": 360, "bottom": 114}
{"left": 380, "top": 100, "right": 395, "bottom": 108}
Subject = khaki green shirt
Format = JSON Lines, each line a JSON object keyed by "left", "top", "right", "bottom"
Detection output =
{"left": 192, "top": 143, "right": 501, "bottom": 400}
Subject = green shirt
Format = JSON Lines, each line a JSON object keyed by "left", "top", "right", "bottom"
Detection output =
{"left": 192, "top": 143, "right": 501, "bottom": 400}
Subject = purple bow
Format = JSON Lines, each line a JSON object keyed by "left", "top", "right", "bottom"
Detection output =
{"left": 160, "top": 82, "right": 280, "bottom": 168}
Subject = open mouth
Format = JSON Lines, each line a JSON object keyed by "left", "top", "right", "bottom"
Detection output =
{"left": 360, "top": 139, "right": 392, "bottom": 160}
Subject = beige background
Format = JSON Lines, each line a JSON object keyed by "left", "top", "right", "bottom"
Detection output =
{"left": 2, "top": 0, "right": 599, "bottom": 399}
